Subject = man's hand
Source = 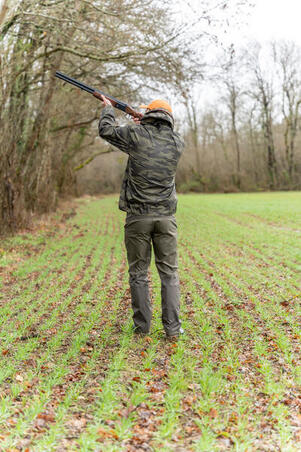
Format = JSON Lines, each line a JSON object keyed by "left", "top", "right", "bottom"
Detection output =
{"left": 132, "top": 116, "right": 142, "bottom": 124}
{"left": 93, "top": 91, "right": 112, "bottom": 106}
{"left": 100, "top": 94, "right": 112, "bottom": 106}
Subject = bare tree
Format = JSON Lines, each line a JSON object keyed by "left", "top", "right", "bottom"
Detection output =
{"left": 245, "top": 43, "right": 278, "bottom": 188}
{"left": 273, "top": 40, "right": 301, "bottom": 184}
{"left": 215, "top": 46, "right": 244, "bottom": 188}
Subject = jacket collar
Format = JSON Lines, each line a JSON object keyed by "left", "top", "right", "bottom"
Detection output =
{"left": 141, "top": 109, "right": 174, "bottom": 130}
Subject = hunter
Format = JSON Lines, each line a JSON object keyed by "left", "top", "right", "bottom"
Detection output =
{"left": 98, "top": 96, "right": 184, "bottom": 341}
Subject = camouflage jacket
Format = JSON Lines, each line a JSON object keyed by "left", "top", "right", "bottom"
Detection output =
{"left": 98, "top": 105, "right": 184, "bottom": 215}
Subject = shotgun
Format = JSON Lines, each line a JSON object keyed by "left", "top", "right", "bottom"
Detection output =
{"left": 55, "top": 71, "right": 143, "bottom": 119}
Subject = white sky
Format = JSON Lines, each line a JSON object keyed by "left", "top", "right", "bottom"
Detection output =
{"left": 168, "top": 0, "right": 301, "bottom": 116}
{"left": 174, "top": 0, "right": 301, "bottom": 46}
{"left": 234, "top": 0, "right": 301, "bottom": 44}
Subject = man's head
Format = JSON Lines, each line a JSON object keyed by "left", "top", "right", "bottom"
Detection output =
{"left": 139, "top": 99, "right": 172, "bottom": 116}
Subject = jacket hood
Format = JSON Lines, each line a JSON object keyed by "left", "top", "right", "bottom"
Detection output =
{"left": 141, "top": 109, "right": 174, "bottom": 130}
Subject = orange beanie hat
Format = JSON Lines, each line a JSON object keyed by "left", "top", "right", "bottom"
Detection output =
{"left": 139, "top": 99, "right": 172, "bottom": 114}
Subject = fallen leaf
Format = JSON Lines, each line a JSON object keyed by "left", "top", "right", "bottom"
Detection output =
{"left": 209, "top": 408, "right": 218, "bottom": 418}
{"left": 69, "top": 418, "right": 87, "bottom": 429}
{"left": 97, "top": 427, "right": 118, "bottom": 440}
{"left": 7, "top": 418, "right": 17, "bottom": 425}
{"left": 37, "top": 413, "right": 55, "bottom": 422}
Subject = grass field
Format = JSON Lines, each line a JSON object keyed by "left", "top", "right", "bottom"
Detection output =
{"left": 0, "top": 192, "right": 300, "bottom": 452}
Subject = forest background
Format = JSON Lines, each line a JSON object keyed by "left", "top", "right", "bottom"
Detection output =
{"left": 1, "top": 0, "right": 301, "bottom": 233}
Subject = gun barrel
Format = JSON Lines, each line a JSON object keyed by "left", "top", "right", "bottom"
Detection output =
{"left": 55, "top": 71, "right": 127, "bottom": 109}
{"left": 55, "top": 71, "right": 95, "bottom": 94}
{"left": 55, "top": 71, "right": 142, "bottom": 118}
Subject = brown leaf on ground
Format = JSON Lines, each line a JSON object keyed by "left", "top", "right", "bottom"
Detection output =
{"left": 280, "top": 300, "right": 289, "bottom": 307}
{"left": 68, "top": 417, "right": 87, "bottom": 429}
{"left": 209, "top": 408, "right": 218, "bottom": 418}
{"left": 132, "top": 376, "right": 141, "bottom": 382}
{"left": 97, "top": 427, "right": 118, "bottom": 440}
{"left": 294, "top": 430, "right": 301, "bottom": 442}
{"left": 185, "top": 424, "right": 201, "bottom": 434}
{"left": 149, "top": 385, "right": 161, "bottom": 393}
{"left": 37, "top": 412, "right": 56, "bottom": 422}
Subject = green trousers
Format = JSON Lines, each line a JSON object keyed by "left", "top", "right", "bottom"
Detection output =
{"left": 124, "top": 214, "right": 181, "bottom": 336}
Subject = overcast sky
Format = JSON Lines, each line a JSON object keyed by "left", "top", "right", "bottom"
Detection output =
{"left": 168, "top": 0, "right": 301, "bottom": 117}
{"left": 174, "top": 0, "right": 301, "bottom": 46}
{"left": 232, "top": 0, "right": 301, "bottom": 45}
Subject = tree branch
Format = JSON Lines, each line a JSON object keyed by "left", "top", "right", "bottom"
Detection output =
{"left": 74, "top": 148, "right": 117, "bottom": 171}
{"left": 51, "top": 115, "right": 98, "bottom": 132}
{"left": 13, "top": 26, "right": 185, "bottom": 79}
{"left": 22, "top": 12, "right": 73, "bottom": 23}
{"left": 81, "top": 0, "right": 119, "bottom": 16}
{"left": 0, "top": 13, "right": 19, "bottom": 38}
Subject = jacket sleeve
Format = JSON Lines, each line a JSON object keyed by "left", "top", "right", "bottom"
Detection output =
{"left": 98, "top": 105, "right": 133, "bottom": 154}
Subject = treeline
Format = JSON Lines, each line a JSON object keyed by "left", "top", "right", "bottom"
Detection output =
{"left": 179, "top": 41, "right": 301, "bottom": 192}
{"left": 0, "top": 0, "right": 200, "bottom": 233}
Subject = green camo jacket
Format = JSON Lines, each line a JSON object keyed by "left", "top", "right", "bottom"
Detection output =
{"left": 98, "top": 105, "right": 184, "bottom": 216}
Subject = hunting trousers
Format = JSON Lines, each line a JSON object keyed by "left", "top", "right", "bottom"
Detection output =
{"left": 124, "top": 214, "right": 181, "bottom": 336}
